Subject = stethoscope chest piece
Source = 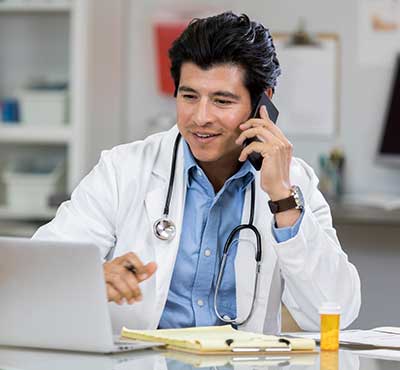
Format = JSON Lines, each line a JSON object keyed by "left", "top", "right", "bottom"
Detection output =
{"left": 153, "top": 216, "right": 176, "bottom": 241}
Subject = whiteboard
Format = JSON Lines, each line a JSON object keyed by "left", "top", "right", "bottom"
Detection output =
{"left": 273, "top": 35, "right": 339, "bottom": 137}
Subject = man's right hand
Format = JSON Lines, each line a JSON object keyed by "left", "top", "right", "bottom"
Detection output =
{"left": 103, "top": 252, "right": 157, "bottom": 305}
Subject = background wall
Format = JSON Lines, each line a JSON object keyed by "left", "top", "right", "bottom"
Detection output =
{"left": 120, "top": 0, "right": 400, "bottom": 196}
{"left": 116, "top": 0, "right": 400, "bottom": 329}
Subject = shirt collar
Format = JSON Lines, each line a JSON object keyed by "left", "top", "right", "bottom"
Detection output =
{"left": 182, "top": 139, "right": 255, "bottom": 189}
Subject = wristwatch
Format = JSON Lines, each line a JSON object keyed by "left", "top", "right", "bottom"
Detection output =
{"left": 268, "top": 185, "right": 304, "bottom": 214}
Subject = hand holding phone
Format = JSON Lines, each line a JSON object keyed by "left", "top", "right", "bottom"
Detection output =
{"left": 243, "top": 93, "right": 279, "bottom": 171}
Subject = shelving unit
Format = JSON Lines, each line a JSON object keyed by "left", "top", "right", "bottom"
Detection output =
{"left": 0, "top": 0, "right": 87, "bottom": 224}
{"left": 0, "top": 2, "right": 71, "bottom": 13}
{"left": 0, "top": 124, "right": 71, "bottom": 144}
{"left": 0, "top": 0, "right": 124, "bottom": 235}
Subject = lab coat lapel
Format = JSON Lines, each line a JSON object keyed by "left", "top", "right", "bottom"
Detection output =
{"left": 144, "top": 128, "right": 186, "bottom": 327}
{"left": 235, "top": 173, "right": 278, "bottom": 332}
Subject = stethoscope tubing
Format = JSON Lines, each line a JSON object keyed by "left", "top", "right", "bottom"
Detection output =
{"left": 154, "top": 132, "right": 263, "bottom": 325}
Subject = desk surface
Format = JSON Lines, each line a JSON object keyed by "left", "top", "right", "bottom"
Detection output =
{"left": 0, "top": 346, "right": 399, "bottom": 370}
{"left": 330, "top": 202, "right": 400, "bottom": 226}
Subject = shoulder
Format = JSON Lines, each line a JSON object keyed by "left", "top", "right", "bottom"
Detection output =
{"left": 98, "top": 126, "right": 178, "bottom": 169}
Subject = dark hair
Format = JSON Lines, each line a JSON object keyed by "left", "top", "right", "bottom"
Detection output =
{"left": 169, "top": 11, "right": 281, "bottom": 106}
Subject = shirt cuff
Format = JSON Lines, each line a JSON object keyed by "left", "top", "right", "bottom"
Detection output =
{"left": 272, "top": 209, "right": 305, "bottom": 243}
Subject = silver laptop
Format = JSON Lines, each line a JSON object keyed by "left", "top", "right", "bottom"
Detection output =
{"left": 0, "top": 237, "right": 159, "bottom": 353}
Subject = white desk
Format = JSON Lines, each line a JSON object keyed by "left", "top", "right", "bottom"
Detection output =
{"left": 0, "top": 346, "right": 399, "bottom": 370}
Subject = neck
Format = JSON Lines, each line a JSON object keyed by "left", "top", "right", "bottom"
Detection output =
{"left": 198, "top": 152, "right": 242, "bottom": 193}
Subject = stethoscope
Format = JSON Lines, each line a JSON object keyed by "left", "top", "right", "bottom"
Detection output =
{"left": 153, "top": 133, "right": 262, "bottom": 325}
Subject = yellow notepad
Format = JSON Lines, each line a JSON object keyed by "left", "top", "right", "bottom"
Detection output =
{"left": 121, "top": 325, "right": 316, "bottom": 355}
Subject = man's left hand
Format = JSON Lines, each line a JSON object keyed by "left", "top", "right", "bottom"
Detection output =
{"left": 236, "top": 105, "right": 293, "bottom": 201}
{"left": 236, "top": 105, "right": 302, "bottom": 228}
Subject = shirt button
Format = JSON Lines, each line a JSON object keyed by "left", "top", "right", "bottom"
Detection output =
{"left": 197, "top": 299, "right": 204, "bottom": 307}
{"left": 204, "top": 249, "right": 211, "bottom": 257}
{"left": 223, "top": 315, "right": 231, "bottom": 321}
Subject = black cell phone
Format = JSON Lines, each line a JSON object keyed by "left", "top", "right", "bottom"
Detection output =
{"left": 243, "top": 93, "right": 279, "bottom": 171}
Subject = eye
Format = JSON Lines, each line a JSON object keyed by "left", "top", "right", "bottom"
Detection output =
{"left": 214, "top": 98, "right": 233, "bottom": 106}
{"left": 182, "top": 94, "right": 197, "bottom": 101}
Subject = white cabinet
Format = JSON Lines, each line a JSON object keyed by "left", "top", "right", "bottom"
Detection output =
{"left": 0, "top": 0, "right": 124, "bottom": 225}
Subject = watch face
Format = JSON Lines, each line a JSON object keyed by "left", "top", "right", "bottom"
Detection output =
{"left": 292, "top": 186, "right": 304, "bottom": 209}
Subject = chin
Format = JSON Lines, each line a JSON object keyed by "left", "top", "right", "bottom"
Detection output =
{"left": 191, "top": 150, "right": 219, "bottom": 163}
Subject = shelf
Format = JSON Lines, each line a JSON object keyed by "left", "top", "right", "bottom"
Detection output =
{"left": 0, "top": 219, "right": 42, "bottom": 237}
{"left": 0, "top": 205, "right": 57, "bottom": 221}
{"left": 330, "top": 202, "right": 400, "bottom": 226}
{"left": 0, "top": 2, "right": 70, "bottom": 13}
{"left": 0, "top": 124, "right": 71, "bottom": 144}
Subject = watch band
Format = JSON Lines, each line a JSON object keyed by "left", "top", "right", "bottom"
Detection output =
{"left": 268, "top": 195, "right": 298, "bottom": 214}
{"left": 268, "top": 186, "right": 304, "bottom": 214}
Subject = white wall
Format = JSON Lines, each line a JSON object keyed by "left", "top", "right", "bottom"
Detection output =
{"left": 122, "top": 0, "right": 400, "bottom": 195}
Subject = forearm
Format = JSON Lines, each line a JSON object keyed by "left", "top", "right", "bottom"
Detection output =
{"left": 274, "top": 207, "right": 361, "bottom": 330}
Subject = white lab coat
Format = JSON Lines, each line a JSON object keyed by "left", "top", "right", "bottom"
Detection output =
{"left": 33, "top": 126, "right": 361, "bottom": 334}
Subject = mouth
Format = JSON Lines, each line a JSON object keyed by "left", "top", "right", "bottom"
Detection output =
{"left": 192, "top": 132, "right": 221, "bottom": 143}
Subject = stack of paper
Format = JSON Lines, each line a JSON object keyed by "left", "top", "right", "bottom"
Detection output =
{"left": 289, "top": 327, "right": 400, "bottom": 349}
{"left": 121, "top": 325, "right": 316, "bottom": 355}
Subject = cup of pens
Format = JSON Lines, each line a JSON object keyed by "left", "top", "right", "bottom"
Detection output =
{"left": 319, "top": 302, "right": 341, "bottom": 351}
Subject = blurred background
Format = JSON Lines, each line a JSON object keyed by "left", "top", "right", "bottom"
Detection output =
{"left": 0, "top": 0, "right": 399, "bottom": 329}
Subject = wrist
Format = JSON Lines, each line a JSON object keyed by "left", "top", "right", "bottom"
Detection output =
{"left": 268, "top": 185, "right": 305, "bottom": 215}
{"left": 268, "top": 188, "right": 291, "bottom": 202}
{"left": 275, "top": 208, "right": 302, "bottom": 228}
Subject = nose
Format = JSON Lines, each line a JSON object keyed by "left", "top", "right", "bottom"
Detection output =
{"left": 193, "top": 98, "right": 213, "bottom": 126}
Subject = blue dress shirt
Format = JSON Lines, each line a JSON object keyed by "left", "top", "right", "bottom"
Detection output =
{"left": 158, "top": 140, "right": 304, "bottom": 329}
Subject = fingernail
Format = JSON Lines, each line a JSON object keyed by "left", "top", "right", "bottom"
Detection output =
{"left": 139, "top": 273, "right": 148, "bottom": 280}
{"left": 121, "top": 298, "right": 127, "bottom": 305}
{"left": 128, "top": 298, "right": 135, "bottom": 304}
{"left": 136, "top": 295, "right": 143, "bottom": 302}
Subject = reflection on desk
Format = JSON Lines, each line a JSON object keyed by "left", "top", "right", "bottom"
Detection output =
{"left": 1, "top": 346, "right": 395, "bottom": 370}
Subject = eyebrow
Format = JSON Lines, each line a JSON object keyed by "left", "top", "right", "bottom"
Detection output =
{"left": 178, "top": 86, "right": 241, "bottom": 101}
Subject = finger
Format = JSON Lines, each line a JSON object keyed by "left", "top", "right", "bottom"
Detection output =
{"left": 236, "top": 126, "right": 281, "bottom": 146}
{"left": 106, "top": 283, "right": 122, "bottom": 304}
{"left": 240, "top": 114, "right": 282, "bottom": 138}
{"left": 240, "top": 107, "right": 288, "bottom": 142}
{"left": 121, "top": 252, "right": 147, "bottom": 276}
{"left": 259, "top": 105, "right": 270, "bottom": 120}
{"left": 107, "top": 273, "right": 137, "bottom": 301}
{"left": 259, "top": 106, "right": 292, "bottom": 145}
{"left": 239, "top": 141, "right": 272, "bottom": 162}
{"left": 121, "top": 270, "right": 143, "bottom": 301}
{"left": 239, "top": 140, "right": 286, "bottom": 163}
{"left": 142, "top": 262, "right": 157, "bottom": 280}
{"left": 239, "top": 118, "right": 266, "bottom": 130}
{"left": 239, "top": 118, "right": 293, "bottom": 167}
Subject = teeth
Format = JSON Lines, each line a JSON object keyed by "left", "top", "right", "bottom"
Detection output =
{"left": 196, "top": 133, "right": 215, "bottom": 138}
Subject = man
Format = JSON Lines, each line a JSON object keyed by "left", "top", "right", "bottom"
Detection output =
{"left": 33, "top": 12, "right": 360, "bottom": 333}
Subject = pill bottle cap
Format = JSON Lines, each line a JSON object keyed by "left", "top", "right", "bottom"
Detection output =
{"left": 319, "top": 302, "right": 341, "bottom": 314}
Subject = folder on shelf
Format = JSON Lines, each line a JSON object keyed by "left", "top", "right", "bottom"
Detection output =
{"left": 120, "top": 325, "right": 316, "bottom": 355}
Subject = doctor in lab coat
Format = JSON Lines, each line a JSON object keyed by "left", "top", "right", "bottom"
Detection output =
{"left": 33, "top": 11, "right": 361, "bottom": 334}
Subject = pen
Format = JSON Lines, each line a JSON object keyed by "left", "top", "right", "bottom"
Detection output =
{"left": 124, "top": 263, "right": 137, "bottom": 275}
{"left": 225, "top": 338, "right": 292, "bottom": 352}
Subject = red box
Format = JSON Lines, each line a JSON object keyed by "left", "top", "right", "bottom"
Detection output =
{"left": 154, "top": 21, "right": 188, "bottom": 95}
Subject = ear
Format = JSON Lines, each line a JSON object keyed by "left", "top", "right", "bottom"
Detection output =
{"left": 265, "top": 87, "right": 273, "bottom": 99}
